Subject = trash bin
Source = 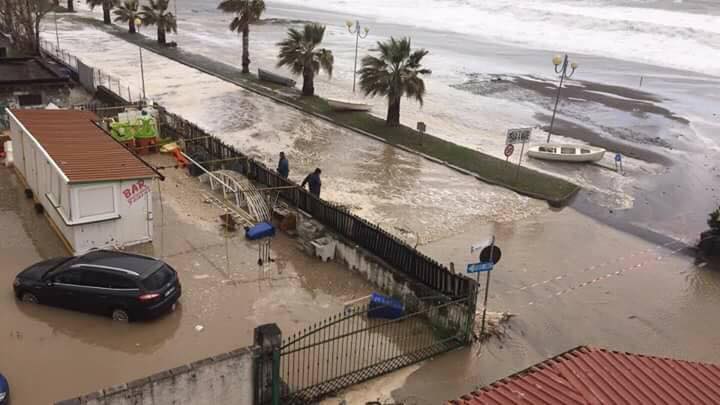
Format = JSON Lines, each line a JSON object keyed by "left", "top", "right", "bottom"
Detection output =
{"left": 246, "top": 222, "right": 275, "bottom": 240}
{"left": 368, "top": 293, "right": 404, "bottom": 319}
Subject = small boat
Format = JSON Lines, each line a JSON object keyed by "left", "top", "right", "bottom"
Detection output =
{"left": 326, "top": 98, "right": 372, "bottom": 112}
{"left": 527, "top": 144, "right": 606, "bottom": 163}
{"left": 258, "top": 69, "right": 296, "bottom": 87}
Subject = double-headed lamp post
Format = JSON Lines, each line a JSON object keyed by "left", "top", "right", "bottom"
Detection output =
{"left": 135, "top": 18, "right": 147, "bottom": 101}
{"left": 546, "top": 54, "right": 578, "bottom": 143}
{"left": 346, "top": 20, "right": 369, "bottom": 93}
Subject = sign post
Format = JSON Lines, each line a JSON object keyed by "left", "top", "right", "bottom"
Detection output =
{"left": 506, "top": 128, "right": 532, "bottom": 183}
{"left": 504, "top": 144, "right": 515, "bottom": 168}
{"left": 469, "top": 236, "right": 502, "bottom": 338}
{"left": 417, "top": 121, "right": 426, "bottom": 147}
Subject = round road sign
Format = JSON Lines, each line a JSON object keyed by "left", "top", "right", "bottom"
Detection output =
{"left": 480, "top": 245, "right": 502, "bottom": 264}
{"left": 504, "top": 144, "right": 515, "bottom": 157}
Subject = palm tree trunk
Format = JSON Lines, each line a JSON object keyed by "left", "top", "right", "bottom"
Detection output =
{"left": 67, "top": 0, "right": 74, "bottom": 12}
{"left": 386, "top": 97, "right": 401, "bottom": 126}
{"left": 102, "top": 4, "right": 111, "bottom": 24}
{"left": 302, "top": 67, "right": 314, "bottom": 97}
{"left": 158, "top": 27, "right": 166, "bottom": 45}
{"left": 129, "top": 20, "right": 136, "bottom": 34}
{"left": 241, "top": 24, "right": 250, "bottom": 74}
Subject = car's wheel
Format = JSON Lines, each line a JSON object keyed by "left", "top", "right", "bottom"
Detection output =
{"left": 111, "top": 309, "right": 130, "bottom": 322}
{"left": 20, "top": 292, "right": 39, "bottom": 304}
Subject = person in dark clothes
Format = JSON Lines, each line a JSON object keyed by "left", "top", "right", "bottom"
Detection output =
{"left": 301, "top": 168, "right": 322, "bottom": 197}
{"left": 277, "top": 151, "right": 289, "bottom": 178}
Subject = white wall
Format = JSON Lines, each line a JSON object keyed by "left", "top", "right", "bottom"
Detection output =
{"left": 71, "top": 179, "right": 153, "bottom": 253}
{"left": 56, "top": 348, "right": 256, "bottom": 405}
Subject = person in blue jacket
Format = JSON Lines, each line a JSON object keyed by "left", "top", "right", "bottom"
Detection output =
{"left": 277, "top": 152, "right": 289, "bottom": 178}
{"left": 301, "top": 168, "right": 322, "bottom": 198}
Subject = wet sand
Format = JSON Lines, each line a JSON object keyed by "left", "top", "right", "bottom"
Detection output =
{"left": 0, "top": 159, "right": 375, "bottom": 404}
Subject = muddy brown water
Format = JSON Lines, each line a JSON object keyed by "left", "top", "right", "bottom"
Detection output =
{"left": 0, "top": 164, "right": 375, "bottom": 404}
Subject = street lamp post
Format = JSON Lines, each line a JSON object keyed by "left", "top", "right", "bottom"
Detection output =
{"left": 135, "top": 18, "right": 147, "bottom": 101}
{"left": 346, "top": 20, "right": 369, "bottom": 93}
{"left": 546, "top": 54, "right": 578, "bottom": 143}
{"left": 54, "top": 9, "right": 60, "bottom": 52}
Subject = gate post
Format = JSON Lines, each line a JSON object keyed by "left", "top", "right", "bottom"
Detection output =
{"left": 254, "top": 324, "right": 282, "bottom": 405}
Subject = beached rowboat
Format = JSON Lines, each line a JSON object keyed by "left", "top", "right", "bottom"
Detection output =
{"left": 326, "top": 98, "right": 373, "bottom": 112}
{"left": 258, "top": 69, "right": 296, "bottom": 87}
{"left": 527, "top": 144, "right": 606, "bottom": 163}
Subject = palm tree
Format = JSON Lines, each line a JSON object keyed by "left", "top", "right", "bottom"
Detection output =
{"left": 140, "top": 0, "right": 177, "bottom": 45}
{"left": 217, "top": 0, "right": 265, "bottom": 74}
{"left": 86, "top": 0, "right": 117, "bottom": 24}
{"left": 359, "top": 37, "right": 431, "bottom": 126}
{"left": 276, "top": 23, "right": 334, "bottom": 97}
{"left": 113, "top": 0, "right": 140, "bottom": 33}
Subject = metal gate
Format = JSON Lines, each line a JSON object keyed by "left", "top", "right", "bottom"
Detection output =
{"left": 265, "top": 292, "right": 476, "bottom": 404}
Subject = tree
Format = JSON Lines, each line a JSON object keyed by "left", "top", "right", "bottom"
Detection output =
{"left": 358, "top": 37, "right": 431, "bottom": 126}
{"left": 709, "top": 206, "right": 720, "bottom": 231}
{"left": 276, "top": 23, "right": 334, "bottom": 97}
{"left": 67, "top": 0, "right": 74, "bottom": 12}
{"left": 217, "top": 0, "right": 265, "bottom": 74}
{"left": 86, "top": 0, "right": 117, "bottom": 24}
{"left": 140, "top": 0, "right": 177, "bottom": 45}
{"left": 0, "top": 0, "right": 54, "bottom": 53}
{"left": 113, "top": 0, "right": 139, "bottom": 33}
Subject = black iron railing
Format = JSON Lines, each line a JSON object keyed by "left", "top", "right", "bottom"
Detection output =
{"left": 155, "top": 105, "right": 474, "bottom": 299}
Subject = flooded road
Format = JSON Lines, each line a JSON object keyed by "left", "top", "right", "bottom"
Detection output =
{"left": 387, "top": 210, "right": 720, "bottom": 403}
{"left": 24, "top": 10, "right": 720, "bottom": 404}
{"left": 0, "top": 161, "right": 375, "bottom": 404}
{"left": 42, "top": 18, "right": 545, "bottom": 245}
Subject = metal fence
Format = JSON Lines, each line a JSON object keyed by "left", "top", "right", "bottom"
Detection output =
{"left": 39, "top": 40, "right": 144, "bottom": 103}
{"left": 39, "top": 39, "right": 79, "bottom": 71}
{"left": 155, "top": 105, "right": 475, "bottom": 299}
{"left": 260, "top": 292, "right": 476, "bottom": 404}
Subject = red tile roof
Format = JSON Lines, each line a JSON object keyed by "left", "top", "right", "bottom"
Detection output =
{"left": 449, "top": 346, "right": 720, "bottom": 405}
{"left": 10, "top": 109, "right": 155, "bottom": 183}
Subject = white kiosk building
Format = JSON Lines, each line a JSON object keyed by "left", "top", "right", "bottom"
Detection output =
{"left": 7, "top": 109, "right": 156, "bottom": 254}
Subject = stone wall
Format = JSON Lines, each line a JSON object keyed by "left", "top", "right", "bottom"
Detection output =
{"left": 55, "top": 347, "right": 256, "bottom": 405}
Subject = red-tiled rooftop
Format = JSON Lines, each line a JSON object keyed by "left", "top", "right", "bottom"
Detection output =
{"left": 9, "top": 109, "right": 155, "bottom": 183}
{"left": 449, "top": 346, "right": 720, "bottom": 405}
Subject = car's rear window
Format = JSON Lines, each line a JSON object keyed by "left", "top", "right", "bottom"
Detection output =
{"left": 141, "top": 265, "right": 174, "bottom": 290}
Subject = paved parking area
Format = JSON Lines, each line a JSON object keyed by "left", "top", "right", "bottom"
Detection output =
{"left": 0, "top": 158, "right": 372, "bottom": 404}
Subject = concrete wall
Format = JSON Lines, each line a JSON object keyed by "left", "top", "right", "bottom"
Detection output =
{"left": 55, "top": 347, "right": 256, "bottom": 405}
{"left": 296, "top": 216, "right": 442, "bottom": 311}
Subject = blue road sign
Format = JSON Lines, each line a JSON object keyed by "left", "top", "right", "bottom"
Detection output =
{"left": 615, "top": 153, "right": 622, "bottom": 162}
{"left": 467, "top": 262, "right": 494, "bottom": 273}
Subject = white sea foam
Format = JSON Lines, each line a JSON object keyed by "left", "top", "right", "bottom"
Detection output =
{"left": 272, "top": 0, "right": 720, "bottom": 76}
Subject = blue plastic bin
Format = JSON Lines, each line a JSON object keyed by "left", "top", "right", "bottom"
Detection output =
{"left": 367, "top": 293, "right": 405, "bottom": 319}
{"left": 246, "top": 221, "right": 275, "bottom": 240}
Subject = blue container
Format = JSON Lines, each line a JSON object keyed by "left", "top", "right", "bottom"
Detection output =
{"left": 246, "top": 221, "right": 275, "bottom": 240}
{"left": 367, "top": 293, "right": 405, "bottom": 319}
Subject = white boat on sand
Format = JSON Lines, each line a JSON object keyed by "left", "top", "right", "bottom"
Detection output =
{"left": 326, "top": 98, "right": 372, "bottom": 112}
{"left": 527, "top": 144, "right": 606, "bottom": 163}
